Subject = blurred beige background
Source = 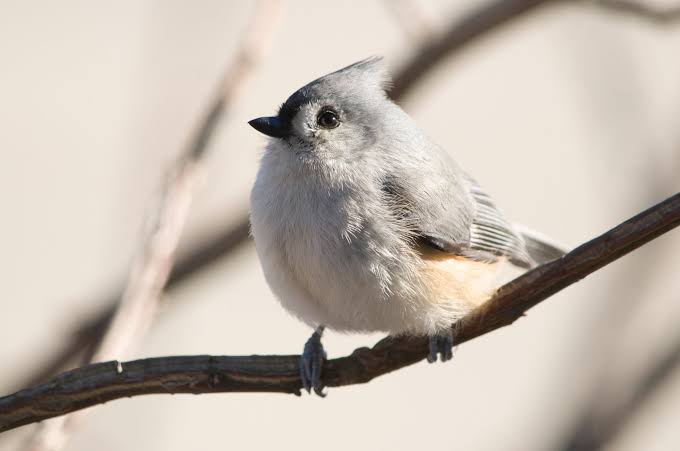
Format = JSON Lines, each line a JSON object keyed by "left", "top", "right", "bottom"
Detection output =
{"left": 1, "top": 1, "right": 680, "bottom": 450}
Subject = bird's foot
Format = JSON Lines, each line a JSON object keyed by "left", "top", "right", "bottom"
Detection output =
{"left": 428, "top": 328, "right": 456, "bottom": 363}
{"left": 300, "top": 326, "right": 327, "bottom": 396}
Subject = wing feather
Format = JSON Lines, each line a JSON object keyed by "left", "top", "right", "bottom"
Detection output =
{"left": 465, "top": 176, "right": 533, "bottom": 267}
{"left": 382, "top": 174, "right": 534, "bottom": 268}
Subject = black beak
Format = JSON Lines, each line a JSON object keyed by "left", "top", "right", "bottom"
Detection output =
{"left": 248, "top": 116, "right": 289, "bottom": 138}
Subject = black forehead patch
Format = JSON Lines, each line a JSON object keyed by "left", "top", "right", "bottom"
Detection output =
{"left": 277, "top": 86, "right": 314, "bottom": 126}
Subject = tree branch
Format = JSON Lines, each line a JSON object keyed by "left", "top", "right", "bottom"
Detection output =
{"left": 2, "top": 192, "right": 678, "bottom": 434}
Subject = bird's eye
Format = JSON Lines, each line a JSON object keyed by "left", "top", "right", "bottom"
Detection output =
{"left": 317, "top": 109, "right": 340, "bottom": 129}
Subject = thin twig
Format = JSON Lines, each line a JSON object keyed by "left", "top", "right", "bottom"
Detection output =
{"left": 2, "top": 192, "right": 678, "bottom": 434}
{"left": 15, "top": 0, "right": 556, "bottom": 392}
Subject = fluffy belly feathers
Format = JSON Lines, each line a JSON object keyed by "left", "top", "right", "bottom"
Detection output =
{"left": 249, "top": 153, "right": 498, "bottom": 336}
{"left": 250, "top": 207, "right": 498, "bottom": 335}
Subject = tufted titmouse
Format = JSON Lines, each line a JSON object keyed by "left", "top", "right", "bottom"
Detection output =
{"left": 248, "top": 57, "right": 565, "bottom": 395}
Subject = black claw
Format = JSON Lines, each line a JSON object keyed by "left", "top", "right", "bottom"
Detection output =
{"left": 428, "top": 336, "right": 439, "bottom": 363}
{"left": 299, "top": 351, "right": 312, "bottom": 393}
{"left": 300, "top": 326, "right": 327, "bottom": 396}
{"left": 441, "top": 332, "right": 454, "bottom": 362}
{"left": 428, "top": 329, "right": 456, "bottom": 363}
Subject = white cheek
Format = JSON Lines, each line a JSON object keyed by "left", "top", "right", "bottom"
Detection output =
{"left": 291, "top": 104, "right": 323, "bottom": 139}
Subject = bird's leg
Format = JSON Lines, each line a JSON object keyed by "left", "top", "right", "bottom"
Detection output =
{"left": 300, "top": 325, "right": 327, "bottom": 396}
{"left": 427, "top": 326, "right": 456, "bottom": 363}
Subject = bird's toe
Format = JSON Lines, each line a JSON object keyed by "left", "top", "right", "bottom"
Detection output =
{"left": 300, "top": 326, "right": 327, "bottom": 396}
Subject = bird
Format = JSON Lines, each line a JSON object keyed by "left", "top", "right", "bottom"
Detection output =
{"left": 248, "top": 57, "right": 564, "bottom": 396}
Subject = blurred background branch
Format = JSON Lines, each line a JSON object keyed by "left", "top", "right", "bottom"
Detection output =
{"left": 383, "top": 0, "right": 437, "bottom": 43}
{"left": 390, "top": 0, "right": 553, "bottom": 99}
{"left": 592, "top": 0, "right": 680, "bottom": 23}
{"left": 557, "top": 329, "right": 680, "bottom": 451}
{"left": 19, "top": 1, "right": 284, "bottom": 450}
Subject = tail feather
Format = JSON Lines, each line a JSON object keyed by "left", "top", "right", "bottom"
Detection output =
{"left": 514, "top": 224, "right": 568, "bottom": 266}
